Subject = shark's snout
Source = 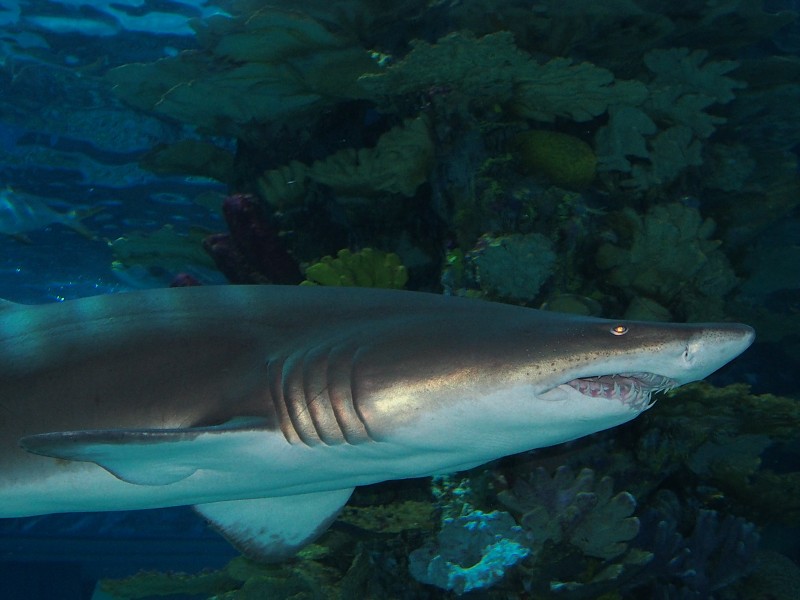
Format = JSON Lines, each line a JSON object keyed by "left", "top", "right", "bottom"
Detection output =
{"left": 682, "top": 322, "right": 755, "bottom": 382}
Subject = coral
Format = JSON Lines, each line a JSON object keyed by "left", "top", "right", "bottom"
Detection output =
{"left": 635, "top": 507, "right": 760, "bottom": 597}
{"left": 408, "top": 509, "right": 530, "bottom": 595}
{"left": 139, "top": 140, "right": 235, "bottom": 185}
{"left": 688, "top": 434, "right": 772, "bottom": 481}
{"left": 109, "top": 224, "right": 219, "bottom": 289}
{"left": 595, "top": 47, "right": 744, "bottom": 192}
{"left": 255, "top": 160, "right": 311, "bottom": 208}
{"left": 644, "top": 48, "right": 744, "bottom": 139}
{"left": 512, "top": 58, "right": 648, "bottom": 123}
{"left": 515, "top": 130, "right": 597, "bottom": 190}
{"left": 469, "top": 232, "right": 556, "bottom": 303}
{"left": 100, "top": 568, "right": 236, "bottom": 598}
{"left": 623, "top": 296, "right": 672, "bottom": 321}
{"left": 257, "top": 116, "right": 434, "bottom": 207}
{"left": 596, "top": 203, "right": 738, "bottom": 320}
{"left": 705, "top": 143, "right": 755, "bottom": 192}
{"left": 645, "top": 383, "right": 800, "bottom": 525}
{"left": 627, "top": 125, "right": 703, "bottom": 191}
{"left": 203, "top": 193, "right": 301, "bottom": 285}
{"left": 540, "top": 293, "right": 603, "bottom": 316}
{"left": 742, "top": 551, "right": 800, "bottom": 600}
{"left": 498, "top": 466, "right": 639, "bottom": 559}
{"left": 107, "top": 7, "right": 377, "bottom": 140}
{"left": 302, "top": 248, "right": 408, "bottom": 289}
{"left": 595, "top": 106, "right": 657, "bottom": 173}
{"left": 359, "top": 29, "right": 646, "bottom": 122}
{"left": 596, "top": 111, "right": 704, "bottom": 192}
{"left": 338, "top": 500, "right": 435, "bottom": 534}
{"left": 309, "top": 115, "right": 434, "bottom": 198}
{"left": 358, "top": 31, "right": 526, "bottom": 104}
{"left": 100, "top": 555, "right": 339, "bottom": 599}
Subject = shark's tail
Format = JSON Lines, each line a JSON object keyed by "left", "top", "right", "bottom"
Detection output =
{"left": 65, "top": 206, "right": 104, "bottom": 239}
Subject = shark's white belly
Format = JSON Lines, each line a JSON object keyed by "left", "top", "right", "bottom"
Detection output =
{"left": 0, "top": 429, "right": 437, "bottom": 517}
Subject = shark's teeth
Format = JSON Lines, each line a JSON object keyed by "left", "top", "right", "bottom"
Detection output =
{"left": 566, "top": 373, "right": 676, "bottom": 411}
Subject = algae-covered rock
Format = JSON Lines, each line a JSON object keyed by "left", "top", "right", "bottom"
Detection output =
{"left": 515, "top": 130, "right": 596, "bottom": 190}
{"left": 302, "top": 248, "right": 408, "bottom": 289}
{"left": 100, "top": 568, "right": 237, "bottom": 599}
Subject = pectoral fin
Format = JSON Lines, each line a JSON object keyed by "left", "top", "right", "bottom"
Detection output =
{"left": 19, "top": 417, "right": 268, "bottom": 486}
{"left": 194, "top": 488, "right": 354, "bottom": 562}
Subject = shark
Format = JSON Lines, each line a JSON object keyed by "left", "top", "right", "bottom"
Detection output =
{"left": 0, "top": 285, "right": 754, "bottom": 561}
{"left": 0, "top": 187, "right": 96, "bottom": 239}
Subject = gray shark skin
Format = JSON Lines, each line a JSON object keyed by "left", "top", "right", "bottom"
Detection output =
{"left": 0, "top": 285, "right": 754, "bottom": 561}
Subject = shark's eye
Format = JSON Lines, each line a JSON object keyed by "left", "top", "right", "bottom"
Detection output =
{"left": 610, "top": 325, "right": 628, "bottom": 336}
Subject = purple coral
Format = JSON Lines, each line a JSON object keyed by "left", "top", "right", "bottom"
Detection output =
{"left": 203, "top": 193, "right": 301, "bottom": 284}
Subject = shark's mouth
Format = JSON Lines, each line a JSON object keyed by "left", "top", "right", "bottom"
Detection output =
{"left": 565, "top": 372, "right": 676, "bottom": 410}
